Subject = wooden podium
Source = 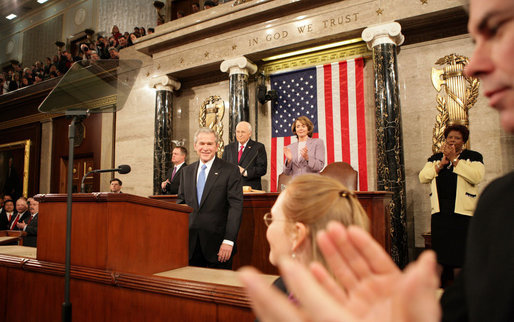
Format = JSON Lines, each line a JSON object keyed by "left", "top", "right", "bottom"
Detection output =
{"left": 36, "top": 193, "right": 192, "bottom": 275}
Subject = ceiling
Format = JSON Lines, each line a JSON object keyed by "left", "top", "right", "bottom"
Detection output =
{"left": 0, "top": 0, "right": 47, "bottom": 31}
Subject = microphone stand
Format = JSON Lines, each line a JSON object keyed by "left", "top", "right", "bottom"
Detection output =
{"left": 63, "top": 110, "right": 89, "bottom": 322}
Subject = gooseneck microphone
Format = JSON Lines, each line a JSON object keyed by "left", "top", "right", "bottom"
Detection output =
{"left": 80, "top": 164, "right": 131, "bottom": 192}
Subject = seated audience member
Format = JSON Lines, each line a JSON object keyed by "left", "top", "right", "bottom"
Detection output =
{"left": 204, "top": 1, "right": 217, "bottom": 9}
{"left": 9, "top": 197, "right": 30, "bottom": 230}
{"left": 222, "top": 121, "right": 267, "bottom": 190}
{"left": 176, "top": 10, "right": 186, "bottom": 18}
{"left": 133, "top": 27, "right": 141, "bottom": 38}
{"left": 283, "top": 116, "right": 325, "bottom": 178}
{"left": 140, "top": 27, "right": 146, "bottom": 37}
{"left": 263, "top": 174, "right": 368, "bottom": 295}
{"left": 111, "top": 25, "right": 122, "bottom": 40}
{"left": 191, "top": 2, "right": 200, "bottom": 13}
{"left": 161, "top": 146, "right": 188, "bottom": 195}
{"left": 117, "top": 36, "right": 128, "bottom": 51}
{"left": 0, "top": 199, "right": 15, "bottom": 230}
{"left": 148, "top": 28, "right": 155, "bottom": 34}
{"left": 128, "top": 33, "right": 138, "bottom": 46}
{"left": 109, "top": 47, "right": 120, "bottom": 59}
{"left": 110, "top": 178, "right": 123, "bottom": 193}
{"left": 16, "top": 198, "right": 39, "bottom": 247}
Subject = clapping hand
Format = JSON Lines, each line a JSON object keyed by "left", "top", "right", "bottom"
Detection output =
{"left": 239, "top": 222, "right": 441, "bottom": 322}
{"left": 284, "top": 147, "right": 292, "bottom": 162}
{"left": 300, "top": 146, "right": 309, "bottom": 161}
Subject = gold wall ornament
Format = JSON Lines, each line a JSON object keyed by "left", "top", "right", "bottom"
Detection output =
{"left": 199, "top": 96, "right": 225, "bottom": 157}
{"left": 431, "top": 53, "right": 480, "bottom": 153}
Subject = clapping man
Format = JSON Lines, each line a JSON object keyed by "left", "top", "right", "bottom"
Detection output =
{"left": 222, "top": 121, "right": 267, "bottom": 190}
{"left": 161, "top": 146, "right": 188, "bottom": 194}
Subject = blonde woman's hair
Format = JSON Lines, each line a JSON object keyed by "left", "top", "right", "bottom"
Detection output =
{"left": 281, "top": 174, "right": 369, "bottom": 266}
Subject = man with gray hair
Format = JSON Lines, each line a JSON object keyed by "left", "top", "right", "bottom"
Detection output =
{"left": 222, "top": 121, "right": 267, "bottom": 190}
{"left": 177, "top": 128, "right": 243, "bottom": 269}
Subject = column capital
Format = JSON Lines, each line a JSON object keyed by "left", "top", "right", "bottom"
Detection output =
{"left": 361, "top": 22, "right": 404, "bottom": 50}
{"left": 220, "top": 56, "right": 258, "bottom": 76}
{"left": 151, "top": 76, "right": 181, "bottom": 91}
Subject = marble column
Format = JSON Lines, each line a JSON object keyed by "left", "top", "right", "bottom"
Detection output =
{"left": 362, "top": 22, "right": 408, "bottom": 267}
{"left": 151, "top": 76, "right": 181, "bottom": 195}
{"left": 220, "top": 56, "right": 258, "bottom": 142}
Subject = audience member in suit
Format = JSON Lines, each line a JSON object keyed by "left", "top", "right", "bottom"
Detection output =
{"left": 110, "top": 178, "right": 122, "bottom": 193}
{"left": 161, "top": 146, "right": 188, "bottom": 195}
{"left": 0, "top": 194, "right": 12, "bottom": 218}
{"left": 283, "top": 116, "right": 325, "bottom": 178}
{"left": 9, "top": 197, "right": 30, "bottom": 230}
{"left": 222, "top": 121, "right": 267, "bottom": 190}
{"left": 16, "top": 197, "right": 38, "bottom": 247}
{"left": 238, "top": 0, "right": 514, "bottom": 320}
{"left": 0, "top": 199, "right": 15, "bottom": 230}
{"left": 177, "top": 128, "right": 243, "bottom": 269}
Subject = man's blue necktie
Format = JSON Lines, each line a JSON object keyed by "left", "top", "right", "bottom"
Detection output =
{"left": 197, "top": 164, "right": 207, "bottom": 204}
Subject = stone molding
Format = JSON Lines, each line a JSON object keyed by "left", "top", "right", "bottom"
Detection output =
{"left": 220, "top": 56, "right": 258, "bottom": 76}
{"left": 151, "top": 76, "right": 181, "bottom": 91}
{"left": 361, "top": 22, "right": 405, "bottom": 49}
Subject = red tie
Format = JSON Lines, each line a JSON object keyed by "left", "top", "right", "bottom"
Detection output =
{"left": 238, "top": 145, "right": 244, "bottom": 163}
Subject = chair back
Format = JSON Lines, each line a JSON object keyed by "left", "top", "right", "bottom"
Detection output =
{"left": 277, "top": 173, "right": 293, "bottom": 192}
{"left": 320, "top": 162, "right": 358, "bottom": 191}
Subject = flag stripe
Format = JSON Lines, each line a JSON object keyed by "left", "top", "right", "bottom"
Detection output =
{"left": 323, "top": 64, "right": 335, "bottom": 164}
{"left": 339, "top": 61, "right": 350, "bottom": 163}
{"left": 355, "top": 57, "right": 368, "bottom": 191}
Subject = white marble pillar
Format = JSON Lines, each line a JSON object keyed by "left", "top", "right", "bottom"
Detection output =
{"left": 362, "top": 22, "right": 408, "bottom": 267}
{"left": 220, "top": 56, "right": 257, "bottom": 142}
{"left": 151, "top": 76, "right": 181, "bottom": 195}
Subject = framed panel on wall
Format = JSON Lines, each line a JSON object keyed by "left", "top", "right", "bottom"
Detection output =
{"left": 0, "top": 139, "right": 31, "bottom": 199}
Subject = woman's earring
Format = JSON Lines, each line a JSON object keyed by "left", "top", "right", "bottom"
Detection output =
{"left": 291, "top": 252, "right": 296, "bottom": 259}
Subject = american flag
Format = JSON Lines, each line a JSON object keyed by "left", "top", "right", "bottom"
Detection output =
{"left": 270, "top": 57, "right": 368, "bottom": 192}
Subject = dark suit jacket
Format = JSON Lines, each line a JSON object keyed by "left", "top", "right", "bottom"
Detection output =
{"left": 177, "top": 157, "right": 243, "bottom": 263}
{"left": 162, "top": 163, "right": 187, "bottom": 195}
{"left": 441, "top": 171, "right": 514, "bottom": 322}
{"left": 22, "top": 213, "right": 38, "bottom": 247}
{"left": 0, "top": 209, "right": 12, "bottom": 230}
{"left": 222, "top": 139, "right": 267, "bottom": 190}
{"left": 8, "top": 210, "right": 30, "bottom": 230}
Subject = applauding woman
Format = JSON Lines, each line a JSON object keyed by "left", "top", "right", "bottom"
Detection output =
{"left": 264, "top": 174, "right": 369, "bottom": 295}
{"left": 419, "top": 124, "right": 484, "bottom": 278}
{"left": 283, "top": 116, "right": 325, "bottom": 177}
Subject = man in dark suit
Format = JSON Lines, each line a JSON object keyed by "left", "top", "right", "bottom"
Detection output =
{"left": 222, "top": 121, "right": 267, "bottom": 190}
{"left": 16, "top": 197, "right": 38, "bottom": 247}
{"left": 161, "top": 146, "right": 187, "bottom": 194}
{"left": 0, "top": 199, "right": 14, "bottom": 230}
{"left": 177, "top": 128, "right": 243, "bottom": 269}
{"left": 9, "top": 197, "right": 30, "bottom": 230}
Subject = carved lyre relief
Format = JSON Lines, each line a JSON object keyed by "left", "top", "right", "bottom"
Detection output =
{"left": 431, "top": 54, "right": 480, "bottom": 153}
{"left": 199, "top": 95, "right": 225, "bottom": 157}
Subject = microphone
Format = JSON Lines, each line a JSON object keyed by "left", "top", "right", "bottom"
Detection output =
{"left": 80, "top": 164, "right": 131, "bottom": 192}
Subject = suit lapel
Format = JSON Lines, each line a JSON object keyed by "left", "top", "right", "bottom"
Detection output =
{"left": 191, "top": 162, "right": 200, "bottom": 206}
{"left": 199, "top": 158, "right": 222, "bottom": 207}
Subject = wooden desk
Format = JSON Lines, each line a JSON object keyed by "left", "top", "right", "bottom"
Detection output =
{"left": 151, "top": 191, "right": 392, "bottom": 274}
{"left": 0, "top": 230, "right": 26, "bottom": 245}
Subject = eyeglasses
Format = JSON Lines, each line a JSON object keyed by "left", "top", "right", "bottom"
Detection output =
{"left": 263, "top": 212, "right": 291, "bottom": 227}
{"left": 263, "top": 212, "right": 273, "bottom": 226}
